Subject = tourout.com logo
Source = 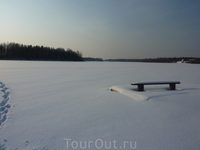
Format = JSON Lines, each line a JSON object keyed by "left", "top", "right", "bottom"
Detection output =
{"left": 64, "top": 138, "right": 137, "bottom": 149}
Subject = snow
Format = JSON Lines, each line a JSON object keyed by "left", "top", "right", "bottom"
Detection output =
{"left": 0, "top": 61, "right": 200, "bottom": 150}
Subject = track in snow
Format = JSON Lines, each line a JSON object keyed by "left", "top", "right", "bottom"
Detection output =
{"left": 0, "top": 82, "right": 11, "bottom": 127}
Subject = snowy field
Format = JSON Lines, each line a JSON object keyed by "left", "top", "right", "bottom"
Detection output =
{"left": 0, "top": 61, "right": 200, "bottom": 150}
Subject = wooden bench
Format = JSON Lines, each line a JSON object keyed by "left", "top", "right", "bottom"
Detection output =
{"left": 131, "top": 81, "right": 180, "bottom": 91}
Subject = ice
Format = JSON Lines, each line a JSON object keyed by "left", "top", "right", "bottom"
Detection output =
{"left": 0, "top": 61, "right": 200, "bottom": 150}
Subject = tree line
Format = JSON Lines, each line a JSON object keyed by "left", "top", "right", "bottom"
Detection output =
{"left": 83, "top": 57, "right": 103, "bottom": 61}
{"left": 105, "top": 57, "right": 200, "bottom": 63}
{"left": 0, "top": 43, "right": 82, "bottom": 61}
{"left": 142, "top": 57, "right": 200, "bottom": 63}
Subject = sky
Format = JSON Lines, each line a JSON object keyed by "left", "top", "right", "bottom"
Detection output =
{"left": 1, "top": 0, "right": 200, "bottom": 59}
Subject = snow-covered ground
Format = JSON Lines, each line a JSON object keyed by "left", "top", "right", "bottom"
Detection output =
{"left": 0, "top": 61, "right": 200, "bottom": 150}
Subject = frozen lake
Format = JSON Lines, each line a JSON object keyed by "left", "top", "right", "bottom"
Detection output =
{"left": 0, "top": 61, "right": 200, "bottom": 150}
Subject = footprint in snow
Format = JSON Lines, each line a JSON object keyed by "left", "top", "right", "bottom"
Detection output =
{"left": 0, "top": 82, "right": 11, "bottom": 127}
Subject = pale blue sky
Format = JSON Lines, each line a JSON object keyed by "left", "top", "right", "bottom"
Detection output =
{"left": 1, "top": 0, "right": 200, "bottom": 59}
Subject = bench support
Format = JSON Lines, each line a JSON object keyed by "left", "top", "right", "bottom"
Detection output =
{"left": 169, "top": 83, "right": 176, "bottom": 90}
{"left": 138, "top": 85, "right": 144, "bottom": 91}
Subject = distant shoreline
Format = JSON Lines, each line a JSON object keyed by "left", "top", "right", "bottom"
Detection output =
{"left": 1, "top": 57, "right": 200, "bottom": 64}
{"left": 104, "top": 57, "right": 200, "bottom": 64}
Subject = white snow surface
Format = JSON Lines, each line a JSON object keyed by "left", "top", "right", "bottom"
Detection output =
{"left": 0, "top": 61, "right": 200, "bottom": 150}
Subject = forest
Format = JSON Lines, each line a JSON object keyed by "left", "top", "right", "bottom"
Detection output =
{"left": 0, "top": 43, "right": 82, "bottom": 61}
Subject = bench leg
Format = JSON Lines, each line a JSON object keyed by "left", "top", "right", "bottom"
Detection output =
{"left": 169, "top": 84, "right": 176, "bottom": 90}
{"left": 138, "top": 85, "right": 144, "bottom": 91}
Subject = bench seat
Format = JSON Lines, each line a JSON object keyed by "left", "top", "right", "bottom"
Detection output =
{"left": 131, "top": 81, "right": 180, "bottom": 91}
